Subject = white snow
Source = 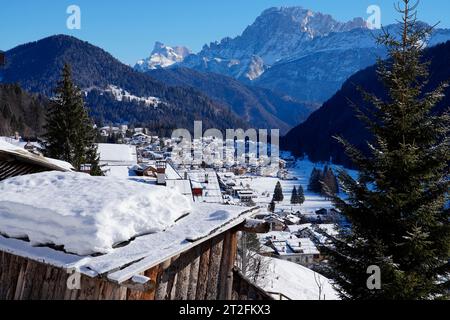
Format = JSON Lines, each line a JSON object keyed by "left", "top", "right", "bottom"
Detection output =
{"left": 258, "top": 256, "right": 338, "bottom": 300}
{"left": 103, "top": 85, "right": 165, "bottom": 108}
{"left": 135, "top": 42, "right": 191, "bottom": 71}
{"left": 97, "top": 143, "right": 138, "bottom": 164}
{"left": 45, "top": 157, "right": 76, "bottom": 171}
{"left": 0, "top": 139, "right": 25, "bottom": 152}
{"left": 0, "top": 201, "right": 256, "bottom": 283}
{"left": 0, "top": 171, "right": 192, "bottom": 255}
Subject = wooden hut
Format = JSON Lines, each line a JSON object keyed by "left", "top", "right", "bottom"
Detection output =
{"left": 0, "top": 140, "right": 74, "bottom": 181}
{"left": 0, "top": 207, "right": 271, "bottom": 300}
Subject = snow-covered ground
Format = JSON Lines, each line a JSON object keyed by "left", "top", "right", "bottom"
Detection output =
{"left": 106, "top": 85, "right": 164, "bottom": 108}
{"left": 235, "top": 157, "right": 358, "bottom": 213}
{"left": 0, "top": 171, "right": 191, "bottom": 255}
{"left": 258, "top": 255, "right": 338, "bottom": 300}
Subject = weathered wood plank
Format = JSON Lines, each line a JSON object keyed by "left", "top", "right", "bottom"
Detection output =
{"left": 225, "top": 231, "right": 239, "bottom": 300}
{"left": 218, "top": 231, "right": 232, "bottom": 300}
{"left": 5, "top": 254, "right": 22, "bottom": 300}
{"left": 39, "top": 266, "right": 53, "bottom": 300}
{"left": 0, "top": 252, "right": 11, "bottom": 299}
{"left": 187, "top": 246, "right": 201, "bottom": 300}
{"left": 19, "top": 259, "right": 37, "bottom": 300}
{"left": 174, "top": 251, "right": 192, "bottom": 300}
{"left": 195, "top": 241, "right": 211, "bottom": 300}
{"left": 206, "top": 235, "right": 224, "bottom": 300}
{"left": 141, "top": 265, "right": 159, "bottom": 300}
{"left": 154, "top": 258, "right": 172, "bottom": 300}
{"left": 30, "top": 262, "right": 48, "bottom": 300}
{"left": 164, "top": 255, "right": 180, "bottom": 300}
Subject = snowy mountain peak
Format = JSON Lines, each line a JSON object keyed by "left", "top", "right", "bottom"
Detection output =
{"left": 256, "top": 6, "right": 368, "bottom": 39}
{"left": 180, "top": 6, "right": 370, "bottom": 81}
{"left": 135, "top": 42, "right": 191, "bottom": 72}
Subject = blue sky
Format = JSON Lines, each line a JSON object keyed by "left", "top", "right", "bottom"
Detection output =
{"left": 1, "top": 0, "right": 449, "bottom": 65}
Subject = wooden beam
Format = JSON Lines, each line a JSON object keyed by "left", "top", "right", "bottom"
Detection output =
{"left": 121, "top": 277, "right": 155, "bottom": 292}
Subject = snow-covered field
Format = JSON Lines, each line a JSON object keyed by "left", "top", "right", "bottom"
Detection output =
{"left": 258, "top": 256, "right": 339, "bottom": 300}
{"left": 238, "top": 158, "right": 358, "bottom": 213}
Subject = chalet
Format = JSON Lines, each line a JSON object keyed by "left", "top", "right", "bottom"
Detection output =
{"left": 262, "top": 232, "right": 321, "bottom": 268}
{"left": 0, "top": 140, "right": 73, "bottom": 181}
{"left": 283, "top": 214, "right": 301, "bottom": 225}
{"left": 0, "top": 172, "right": 271, "bottom": 300}
{"left": 315, "top": 208, "right": 328, "bottom": 215}
{"left": 237, "top": 190, "right": 255, "bottom": 203}
{"left": 188, "top": 170, "right": 223, "bottom": 203}
{"left": 264, "top": 215, "right": 286, "bottom": 231}
{"left": 191, "top": 181, "right": 204, "bottom": 197}
{"left": 97, "top": 143, "right": 138, "bottom": 177}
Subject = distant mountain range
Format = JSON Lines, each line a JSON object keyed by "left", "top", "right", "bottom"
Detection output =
{"left": 282, "top": 41, "right": 450, "bottom": 167}
{"left": 147, "top": 67, "right": 318, "bottom": 134}
{"left": 0, "top": 35, "right": 247, "bottom": 136}
{"left": 135, "top": 42, "right": 191, "bottom": 72}
{"left": 136, "top": 6, "right": 450, "bottom": 104}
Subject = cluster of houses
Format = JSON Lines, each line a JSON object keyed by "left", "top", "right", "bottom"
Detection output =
{"left": 1, "top": 133, "right": 342, "bottom": 291}
{"left": 252, "top": 209, "right": 339, "bottom": 269}
{"left": 94, "top": 137, "right": 342, "bottom": 270}
{"left": 0, "top": 135, "right": 274, "bottom": 301}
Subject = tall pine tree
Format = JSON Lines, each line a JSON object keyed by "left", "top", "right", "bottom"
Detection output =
{"left": 322, "top": 166, "right": 340, "bottom": 197}
{"left": 273, "top": 181, "right": 284, "bottom": 202}
{"left": 308, "top": 168, "right": 322, "bottom": 193}
{"left": 44, "top": 63, "right": 102, "bottom": 176}
{"left": 291, "top": 186, "right": 298, "bottom": 204}
{"left": 297, "top": 185, "right": 305, "bottom": 205}
{"left": 323, "top": 0, "right": 449, "bottom": 300}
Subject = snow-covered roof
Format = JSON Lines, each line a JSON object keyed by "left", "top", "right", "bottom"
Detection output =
{"left": 188, "top": 170, "right": 223, "bottom": 203}
{"left": 166, "top": 179, "right": 193, "bottom": 198}
{"left": 0, "top": 172, "right": 191, "bottom": 255}
{"left": 0, "top": 171, "right": 258, "bottom": 284}
{"left": 165, "top": 162, "right": 182, "bottom": 180}
{"left": 97, "top": 143, "right": 137, "bottom": 165}
{"left": 0, "top": 140, "right": 74, "bottom": 172}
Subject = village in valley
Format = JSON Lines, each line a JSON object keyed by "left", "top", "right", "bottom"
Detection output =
{"left": 1, "top": 0, "right": 448, "bottom": 306}
{"left": 0, "top": 125, "right": 351, "bottom": 300}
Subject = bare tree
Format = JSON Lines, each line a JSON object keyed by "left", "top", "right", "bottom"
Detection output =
{"left": 313, "top": 271, "right": 326, "bottom": 300}
{"left": 236, "top": 232, "right": 272, "bottom": 286}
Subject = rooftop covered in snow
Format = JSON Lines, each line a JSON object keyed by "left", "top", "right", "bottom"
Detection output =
{"left": 0, "top": 171, "right": 259, "bottom": 284}
{"left": 97, "top": 143, "right": 138, "bottom": 166}
{"left": 0, "top": 139, "right": 74, "bottom": 179}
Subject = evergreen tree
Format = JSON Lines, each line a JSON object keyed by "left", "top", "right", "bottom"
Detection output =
{"left": 323, "top": 0, "right": 450, "bottom": 300}
{"left": 308, "top": 168, "right": 322, "bottom": 193}
{"left": 291, "top": 186, "right": 298, "bottom": 204}
{"left": 297, "top": 185, "right": 305, "bottom": 205}
{"left": 322, "top": 166, "right": 340, "bottom": 197}
{"left": 44, "top": 63, "right": 102, "bottom": 175}
{"left": 273, "top": 181, "right": 284, "bottom": 202}
{"left": 268, "top": 200, "right": 275, "bottom": 213}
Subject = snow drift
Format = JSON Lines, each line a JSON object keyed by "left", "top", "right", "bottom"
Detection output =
{"left": 0, "top": 172, "right": 192, "bottom": 255}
